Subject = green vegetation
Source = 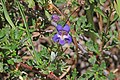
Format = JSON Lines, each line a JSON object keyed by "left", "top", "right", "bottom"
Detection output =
{"left": 0, "top": 0, "right": 120, "bottom": 80}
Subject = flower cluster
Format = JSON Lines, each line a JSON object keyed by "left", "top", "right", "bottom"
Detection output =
{"left": 52, "top": 24, "right": 72, "bottom": 45}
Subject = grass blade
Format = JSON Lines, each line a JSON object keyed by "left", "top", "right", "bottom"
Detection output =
{"left": 1, "top": 0, "right": 15, "bottom": 29}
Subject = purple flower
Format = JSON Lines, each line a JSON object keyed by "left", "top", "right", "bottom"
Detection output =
{"left": 52, "top": 24, "right": 72, "bottom": 45}
{"left": 51, "top": 15, "right": 60, "bottom": 22}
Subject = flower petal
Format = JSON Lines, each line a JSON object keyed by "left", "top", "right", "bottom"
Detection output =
{"left": 56, "top": 24, "right": 63, "bottom": 31}
{"left": 63, "top": 24, "right": 70, "bottom": 32}
{"left": 59, "top": 39, "right": 65, "bottom": 45}
{"left": 52, "top": 34, "right": 60, "bottom": 42}
{"left": 65, "top": 34, "right": 72, "bottom": 44}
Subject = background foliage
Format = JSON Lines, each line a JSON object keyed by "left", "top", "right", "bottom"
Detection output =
{"left": 0, "top": 0, "right": 120, "bottom": 80}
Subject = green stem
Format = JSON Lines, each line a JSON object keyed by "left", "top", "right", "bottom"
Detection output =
{"left": 106, "top": 6, "right": 112, "bottom": 34}
{"left": 85, "top": 0, "right": 95, "bottom": 30}
{"left": 16, "top": 1, "right": 37, "bottom": 58}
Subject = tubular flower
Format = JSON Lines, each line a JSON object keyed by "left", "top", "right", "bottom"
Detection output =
{"left": 52, "top": 24, "right": 72, "bottom": 45}
{"left": 51, "top": 14, "right": 60, "bottom": 22}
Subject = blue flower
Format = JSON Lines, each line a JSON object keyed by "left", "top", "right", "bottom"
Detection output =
{"left": 52, "top": 24, "right": 72, "bottom": 45}
{"left": 51, "top": 15, "right": 60, "bottom": 22}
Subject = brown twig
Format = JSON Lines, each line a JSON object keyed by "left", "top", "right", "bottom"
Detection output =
{"left": 115, "top": 21, "right": 120, "bottom": 41}
{"left": 103, "top": 50, "right": 118, "bottom": 61}
{"left": 103, "top": 36, "right": 114, "bottom": 49}
{"left": 59, "top": 66, "right": 71, "bottom": 79}
{"left": 19, "top": 63, "right": 47, "bottom": 77}
{"left": 78, "top": 42, "right": 87, "bottom": 53}
{"left": 64, "top": 7, "right": 80, "bottom": 26}
{"left": 113, "top": 65, "right": 120, "bottom": 73}
{"left": 97, "top": 13, "right": 103, "bottom": 33}
{"left": 16, "top": 63, "right": 61, "bottom": 80}
{"left": 48, "top": 3, "right": 64, "bottom": 16}
{"left": 47, "top": 72, "right": 60, "bottom": 80}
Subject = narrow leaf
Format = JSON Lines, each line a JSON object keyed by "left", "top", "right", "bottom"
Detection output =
{"left": 94, "top": 7, "right": 106, "bottom": 18}
{"left": 1, "top": 0, "right": 15, "bottom": 29}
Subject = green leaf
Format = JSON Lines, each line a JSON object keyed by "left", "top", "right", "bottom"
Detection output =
{"left": 88, "top": 56, "right": 96, "bottom": 65}
{"left": 107, "top": 72, "right": 115, "bottom": 80}
{"left": 9, "top": 44, "right": 18, "bottom": 50}
{"left": 47, "top": 64, "right": 57, "bottom": 71}
{"left": 34, "top": 52, "right": 43, "bottom": 65}
{"left": 100, "top": 61, "right": 106, "bottom": 70}
{"left": 89, "top": 30, "right": 99, "bottom": 39}
{"left": 25, "top": 0, "right": 35, "bottom": 8}
{"left": 13, "top": 58, "right": 22, "bottom": 63}
{"left": 16, "top": 1, "right": 28, "bottom": 30}
{"left": 86, "top": 40, "right": 100, "bottom": 54}
{"left": 78, "top": 77, "right": 86, "bottom": 80}
{"left": 86, "top": 40, "right": 95, "bottom": 51}
{"left": 110, "top": 13, "right": 119, "bottom": 25}
{"left": 7, "top": 59, "right": 14, "bottom": 65}
{"left": 92, "top": 64, "right": 99, "bottom": 71}
{"left": 0, "top": 62, "right": 3, "bottom": 72}
{"left": 34, "top": 46, "right": 48, "bottom": 65}
{"left": 55, "top": 0, "right": 65, "bottom": 5}
{"left": 66, "top": 75, "right": 71, "bottom": 80}
{"left": 72, "top": 1, "right": 80, "bottom": 6}
{"left": 45, "top": 10, "right": 51, "bottom": 21}
{"left": 0, "top": 29, "right": 5, "bottom": 38}
{"left": 94, "top": 7, "right": 106, "bottom": 18}
{"left": 1, "top": 0, "right": 15, "bottom": 29}
{"left": 100, "top": 0, "right": 106, "bottom": 5}
{"left": 79, "top": 16, "right": 87, "bottom": 23}
{"left": 10, "top": 70, "right": 21, "bottom": 77}
{"left": 72, "top": 68, "right": 77, "bottom": 80}
{"left": 99, "top": 76, "right": 106, "bottom": 80}
{"left": 0, "top": 52, "right": 4, "bottom": 57}
{"left": 89, "top": 0, "right": 94, "bottom": 3}
{"left": 15, "top": 29, "right": 23, "bottom": 40}
{"left": 114, "top": 0, "right": 120, "bottom": 18}
{"left": 87, "top": 71, "right": 94, "bottom": 79}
